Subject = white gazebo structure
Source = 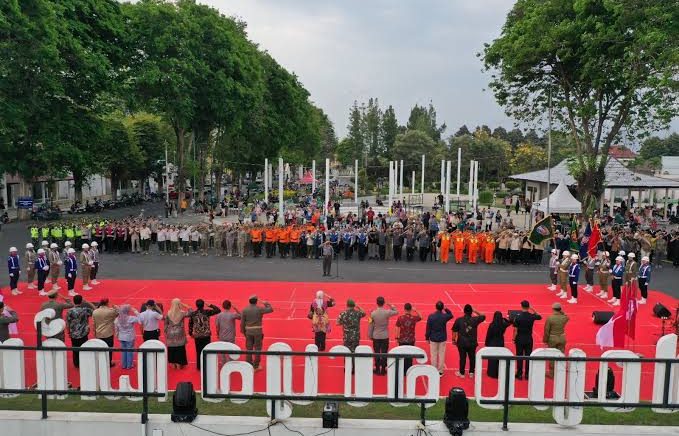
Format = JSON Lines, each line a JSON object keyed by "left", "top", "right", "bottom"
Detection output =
{"left": 534, "top": 180, "right": 581, "bottom": 214}
{"left": 510, "top": 157, "right": 679, "bottom": 217}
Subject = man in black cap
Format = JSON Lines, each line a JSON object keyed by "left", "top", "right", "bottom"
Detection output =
{"left": 512, "top": 300, "right": 542, "bottom": 380}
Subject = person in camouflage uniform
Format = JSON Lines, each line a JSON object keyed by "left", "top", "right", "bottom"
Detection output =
{"left": 336, "top": 299, "right": 365, "bottom": 373}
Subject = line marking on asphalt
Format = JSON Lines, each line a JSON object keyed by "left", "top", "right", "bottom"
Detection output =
{"left": 444, "top": 290, "right": 463, "bottom": 311}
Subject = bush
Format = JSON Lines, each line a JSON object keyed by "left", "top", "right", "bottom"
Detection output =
{"left": 478, "top": 190, "right": 494, "bottom": 205}
{"left": 505, "top": 180, "right": 520, "bottom": 191}
{"left": 487, "top": 181, "right": 500, "bottom": 190}
{"left": 496, "top": 190, "right": 509, "bottom": 198}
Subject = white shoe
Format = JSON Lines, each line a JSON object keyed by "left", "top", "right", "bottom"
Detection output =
{"left": 52, "top": 285, "right": 61, "bottom": 291}
{"left": 68, "top": 290, "right": 77, "bottom": 297}
{"left": 91, "top": 280, "right": 100, "bottom": 285}
{"left": 585, "top": 286, "right": 593, "bottom": 293}
{"left": 11, "top": 289, "right": 20, "bottom": 296}
{"left": 27, "top": 284, "right": 36, "bottom": 289}
{"left": 560, "top": 293, "right": 567, "bottom": 299}
{"left": 597, "top": 291, "right": 606, "bottom": 298}
{"left": 638, "top": 298, "right": 647, "bottom": 304}
{"left": 567, "top": 298, "right": 578, "bottom": 304}
{"left": 83, "top": 285, "right": 92, "bottom": 291}
{"left": 607, "top": 297, "right": 616, "bottom": 303}
{"left": 547, "top": 285, "right": 556, "bottom": 291}
{"left": 39, "top": 291, "right": 48, "bottom": 296}
{"left": 612, "top": 299, "right": 620, "bottom": 306}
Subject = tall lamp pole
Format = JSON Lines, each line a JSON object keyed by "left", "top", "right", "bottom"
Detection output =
{"left": 547, "top": 86, "right": 552, "bottom": 217}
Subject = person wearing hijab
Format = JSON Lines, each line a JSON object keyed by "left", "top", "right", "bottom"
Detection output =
{"left": 164, "top": 298, "right": 192, "bottom": 369}
{"left": 484, "top": 311, "right": 511, "bottom": 378}
{"left": 114, "top": 304, "right": 140, "bottom": 369}
{"left": 307, "top": 290, "right": 334, "bottom": 318}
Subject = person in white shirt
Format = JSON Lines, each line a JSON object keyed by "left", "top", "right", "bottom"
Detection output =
{"left": 168, "top": 226, "right": 179, "bottom": 255}
{"left": 157, "top": 226, "right": 167, "bottom": 255}
{"left": 140, "top": 225, "right": 152, "bottom": 255}
{"left": 139, "top": 299, "right": 164, "bottom": 341}
{"left": 190, "top": 227, "right": 201, "bottom": 254}
{"left": 179, "top": 226, "right": 191, "bottom": 256}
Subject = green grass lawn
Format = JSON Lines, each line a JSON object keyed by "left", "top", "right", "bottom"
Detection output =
{"left": 1, "top": 394, "right": 678, "bottom": 426}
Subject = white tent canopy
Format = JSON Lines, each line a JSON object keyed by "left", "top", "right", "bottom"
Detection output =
{"left": 534, "top": 180, "right": 582, "bottom": 214}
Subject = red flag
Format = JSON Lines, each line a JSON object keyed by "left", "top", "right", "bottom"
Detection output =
{"left": 587, "top": 222, "right": 601, "bottom": 258}
{"left": 623, "top": 283, "right": 638, "bottom": 340}
{"left": 596, "top": 282, "right": 634, "bottom": 349}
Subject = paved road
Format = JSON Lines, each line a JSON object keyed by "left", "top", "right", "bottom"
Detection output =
{"left": 1, "top": 204, "right": 677, "bottom": 297}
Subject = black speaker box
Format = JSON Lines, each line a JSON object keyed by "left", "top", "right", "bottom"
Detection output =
{"left": 172, "top": 382, "right": 197, "bottom": 423}
{"left": 322, "top": 401, "right": 339, "bottom": 429}
{"left": 592, "top": 311, "right": 615, "bottom": 325}
{"left": 653, "top": 303, "right": 671, "bottom": 318}
{"left": 443, "top": 387, "right": 469, "bottom": 430}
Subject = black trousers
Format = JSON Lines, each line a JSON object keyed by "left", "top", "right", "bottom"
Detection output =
{"left": 71, "top": 335, "right": 89, "bottom": 368}
{"left": 406, "top": 246, "right": 414, "bottom": 261}
{"left": 9, "top": 272, "right": 19, "bottom": 289}
{"left": 569, "top": 281, "right": 578, "bottom": 298}
{"left": 515, "top": 339, "right": 533, "bottom": 377}
{"left": 100, "top": 335, "right": 114, "bottom": 364}
{"left": 393, "top": 245, "right": 402, "bottom": 261}
{"left": 37, "top": 270, "right": 47, "bottom": 291}
{"left": 612, "top": 278, "right": 622, "bottom": 299}
{"left": 323, "top": 255, "right": 332, "bottom": 276}
{"left": 638, "top": 278, "right": 648, "bottom": 299}
{"left": 379, "top": 245, "right": 386, "bottom": 260}
{"left": 398, "top": 340, "right": 415, "bottom": 373}
{"left": 457, "top": 343, "right": 477, "bottom": 375}
{"left": 66, "top": 274, "right": 76, "bottom": 291}
{"left": 315, "top": 331, "right": 327, "bottom": 351}
{"left": 419, "top": 247, "right": 428, "bottom": 262}
{"left": 143, "top": 329, "right": 160, "bottom": 341}
{"left": 90, "top": 262, "right": 99, "bottom": 280}
{"left": 194, "top": 336, "right": 211, "bottom": 369}
{"left": 372, "top": 338, "right": 389, "bottom": 371}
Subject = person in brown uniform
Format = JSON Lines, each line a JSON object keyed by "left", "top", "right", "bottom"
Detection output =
{"left": 240, "top": 295, "right": 273, "bottom": 370}
{"left": 543, "top": 302, "right": 569, "bottom": 378}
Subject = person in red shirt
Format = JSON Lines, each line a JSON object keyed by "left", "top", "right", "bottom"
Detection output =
{"left": 395, "top": 303, "right": 422, "bottom": 373}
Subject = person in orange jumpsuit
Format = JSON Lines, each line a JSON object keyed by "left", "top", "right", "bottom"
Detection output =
{"left": 290, "top": 226, "right": 301, "bottom": 258}
{"left": 278, "top": 225, "right": 290, "bottom": 258}
{"left": 265, "top": 225, "right": 277, "bottom": 258}
{"left": 468, "top": 234, "right": 480, "bottom": 264}
{"left": 439, "top": 231, "right": 451, "bottom": 264}
{"left": 484, "top": 234, "right": 496, "bottom": 264}
{"left": 453, "top": 231, "right": 466, "bottom": 264}
{"left": 250, "top": 225, "right": 263, "bottom": 257}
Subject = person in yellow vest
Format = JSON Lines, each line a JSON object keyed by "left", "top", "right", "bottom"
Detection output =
{"left": 30, "top": 226, "right": 39, "bottom": 247}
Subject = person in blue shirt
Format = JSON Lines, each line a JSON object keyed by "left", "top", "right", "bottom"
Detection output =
{"left": 65, "top": 248, "right": 78, "bottom": 296}
{"left": 637, "top": 256, "right": 652, "bottom": 305}
{"left": 610, "top": 256, "right": 625, "bottom": 306}
{"left": 35, "top": 248, "right": 50, "bottom": 296}
{"left": 7, "top": 247, "right": 21, "bottom": 296}
{"left": 357, "top": 230, "right": 368, "bottom": 261}
{"left": 329, "top": 230, "right": 339, "bottom": 258}
{"left": 567, "top": 253, "right": 580, "bottom": 304}
{"left": 342, "top": 230, "right": 353, "bottom": 260}
{"left": 425, "top": 301, "right": 453, "bottom": 376}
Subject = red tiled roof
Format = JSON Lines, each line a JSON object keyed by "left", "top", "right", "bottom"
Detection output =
{"left": 608, "top": 145, "right": 637, "bottom": 159}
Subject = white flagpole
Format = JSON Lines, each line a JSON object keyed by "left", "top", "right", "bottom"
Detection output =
{"left": 354, "top": 159, "right": 358, "bottom": 205}
{"left": 388, "top": 161, "right": 393, "bottom": 210}
{"left": 312, "top": 159, "right": 316, "bottom": 195}
{"left": 278, "top": 158, "right": 284, "bottom": 224}
{"left": 440, "top": 160, "right": 445, "bottom": 195}
{"left": 456, "top": 148, "right": 461, "bottom": 200}
{"left": 411, "top": 170, "right": 415, "bottom": 194}
{"left": 468, "top": 160, "right": 474, "bottom": 207}
{"left": 473, "top": 160, "right": 479, "bottom": 212}
{"left": 399, "top": 159, "right": 404, "bottom": 201}
{"left": 264, "top": 158, "right": 268, "bottom": 204}
{"left": 445, "top": 160, "right": 452, "bottom": 213}
{"left": 421, "top": 154, "right": 425, "bottom": 196}
{"left": 324, "top": 158, "right": 330, "bottom": 223}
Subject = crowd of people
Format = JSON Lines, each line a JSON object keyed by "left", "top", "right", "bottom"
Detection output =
{"left": 0, "top": 286, "right": 573, "bottom": 381}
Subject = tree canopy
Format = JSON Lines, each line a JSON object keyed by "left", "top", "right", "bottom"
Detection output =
{"left": 483, "top": 0, "right": 679, "bottom": 212}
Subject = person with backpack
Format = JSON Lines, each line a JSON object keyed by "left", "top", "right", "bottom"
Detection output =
{"left": 452, "top": 304, "right": 486, "bottom": 378}
{"left": 188, "top": 299, "right": 221, "bottom": 370}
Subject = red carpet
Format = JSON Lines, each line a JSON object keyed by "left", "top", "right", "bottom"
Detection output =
{"left": 4, "top": 279, "right": 675, "bottom": 400}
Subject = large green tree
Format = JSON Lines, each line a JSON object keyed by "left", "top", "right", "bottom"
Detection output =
{"left": 483, "top": 0, "right": 679, "bottom": 212}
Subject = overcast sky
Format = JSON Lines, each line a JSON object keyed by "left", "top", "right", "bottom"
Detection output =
{"left": 204, "top": 0, "right": 676, "bottom": 140}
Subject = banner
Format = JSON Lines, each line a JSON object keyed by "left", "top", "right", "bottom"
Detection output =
{"left": 528, "top": 216, "right": 554, "bottom": 245}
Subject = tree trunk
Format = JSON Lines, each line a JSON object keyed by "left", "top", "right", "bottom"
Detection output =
{"left": 214, "top": 167, "right": 223, "bottom": 202}
{"left": 73, "top": 172, "right": 84, "bottom": 203}
{"left": 17, "top": 179, "right": 31, "bottom": 221}
{"left": 110, "top": 171, "right": 119, "bottom": 201}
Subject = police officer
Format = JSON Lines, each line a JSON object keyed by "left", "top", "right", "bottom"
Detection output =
{"left": 625, "top": 252, "right": 638, "bottom": 286}
{"left": 65, "top": 247, "right": 78, "bottom": 296}
{"left": 610, "top": 255, "right": 624, "bottom": 306}
{"left": 90, "top": 241, "right": 101, "bottom": 285}
{"left": 25, "top": 243, "right": 37, "bottom": 289}
{"left": 556, "top": 250, "right": 571, "bottom": 299}
{"left": 584, "top": 254, "right": 596, "bottom": 293}
{"left": 547, "top": 249, "right": 559, "bottom": 291}
{"left": 7, "top": 247, "right": 21, "bottom": 295}
{"left": 567, "top": 254, "right": 580, "bottom": 304}
{"left": 80, "top": 244, "right": 93, "bottom": 291}
{"left": 35, "top": 248, "right": 49, "bottom": 295}
{"left": 637, "top": 256, "right": 651, "bottom": 305}
{"left": 30, "top": 225, "right": 40, "bottom": 248}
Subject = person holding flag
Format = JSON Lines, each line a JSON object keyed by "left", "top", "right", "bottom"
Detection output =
{"left": 596, "top": 251, "right": 611, "bottom": 299}
{"left": 609, "top": 256, "right": 625, "bottom": 306}
{"left": 596, "top": 270, "right": 638, "bottom": 349}
{"left": 567, "top": 254, "right": 580, "bottom": 304}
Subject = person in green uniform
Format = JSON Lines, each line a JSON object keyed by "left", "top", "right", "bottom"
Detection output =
{"left": 543, "top": 302, "right": 569, "bottom": 378}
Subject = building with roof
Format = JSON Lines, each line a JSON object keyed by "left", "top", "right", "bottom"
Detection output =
{"left": 608, "top": 145, "right": 637, "bottom": 163}
{"left": 510, "top": 157, "right": 679, "bottom": 216}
